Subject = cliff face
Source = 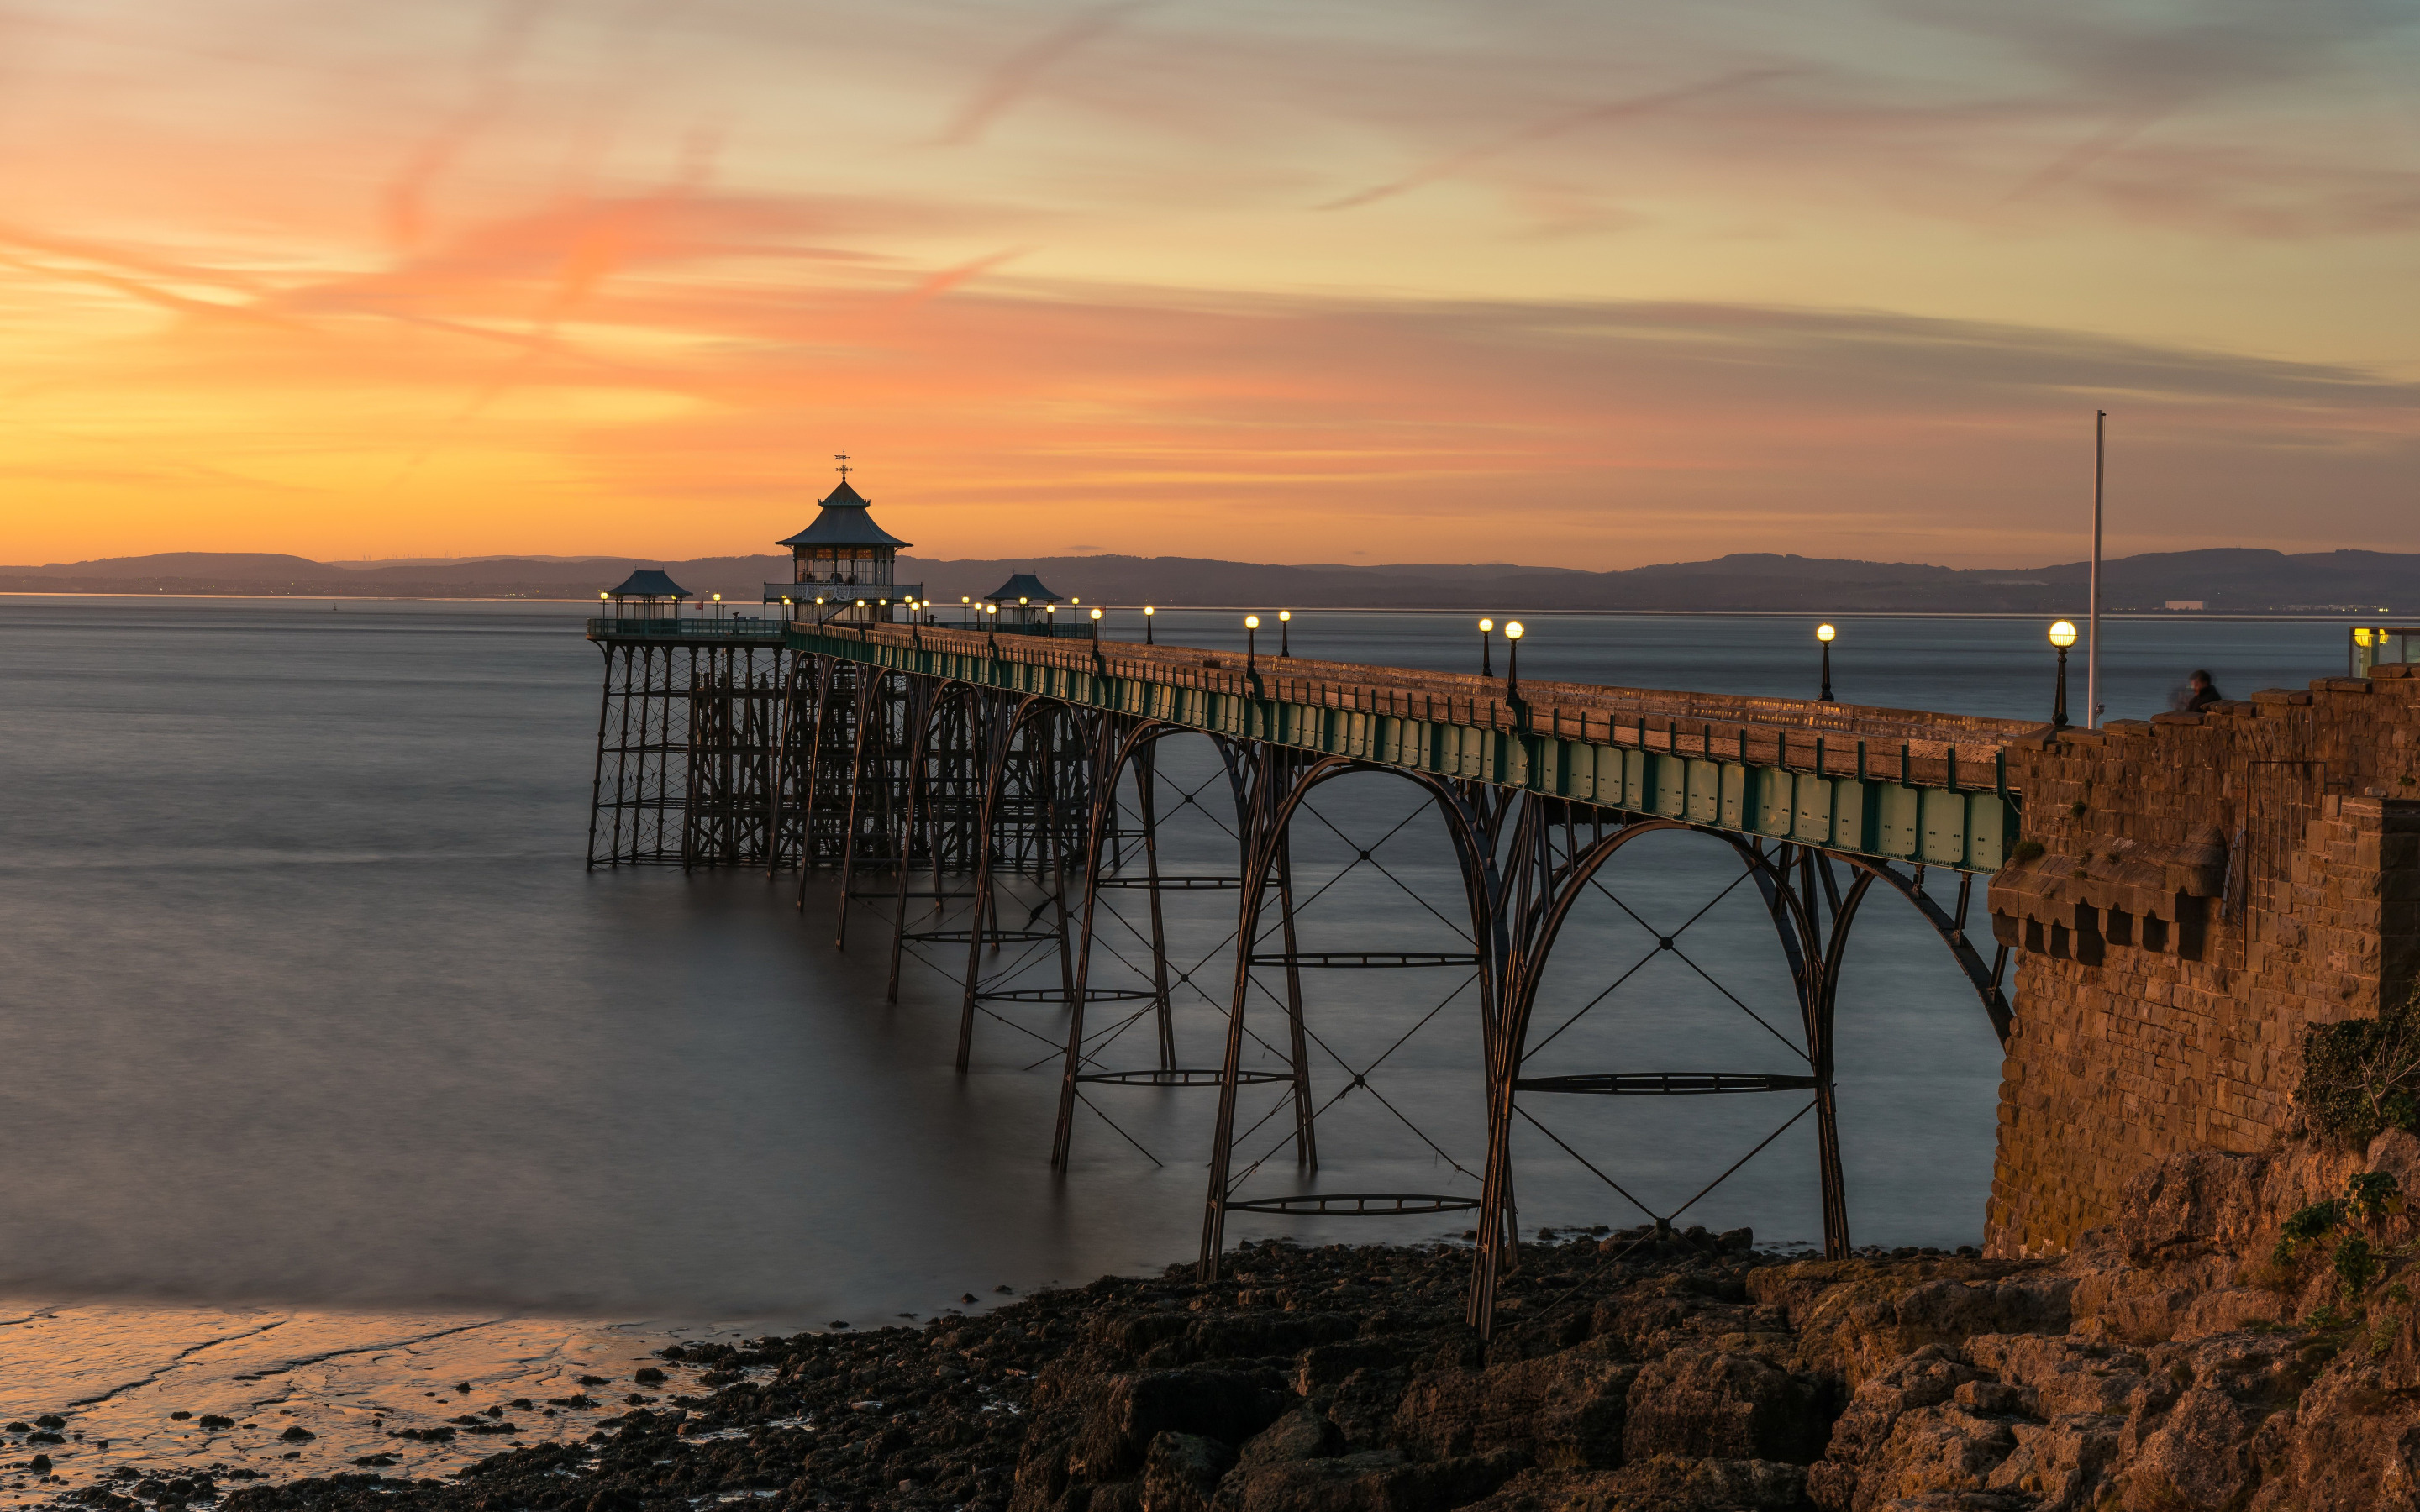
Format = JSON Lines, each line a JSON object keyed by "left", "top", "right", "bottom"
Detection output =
{"left": 1786, "top": 1127, "right": 2420, "bottom": 1512}
{"left": 211, "top": 1136, "right": 2420, "bottom": 1512}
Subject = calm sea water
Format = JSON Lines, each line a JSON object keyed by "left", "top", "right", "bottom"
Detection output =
{"left": 0, "top": 598, "right": 2350, "bottom": 1334}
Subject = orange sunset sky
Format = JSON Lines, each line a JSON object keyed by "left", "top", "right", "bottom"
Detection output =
{"left": 3, "top": 1, "right": 2416, "bottom": 569}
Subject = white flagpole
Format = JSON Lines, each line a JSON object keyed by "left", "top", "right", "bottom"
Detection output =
{"left": 2089, "top": 410, "right": 2104, "bottom": 729}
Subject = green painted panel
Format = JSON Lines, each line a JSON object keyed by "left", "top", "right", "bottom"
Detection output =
{"left": 1967, "top": 795, "right": 2009, "bottom": 872}
{"left": 1623, "top": 748, "right": 1647, "bottom": 810}
{"left": 1652, "top": 754, "right": 1686, "bottom": 817}
{"left": 1719, "top": 764, "right": 1746, "bottom": 830}
{"left": 1919, "top": 787, "right": 1968, "bottom": 865}
{"left": 1834, "top": 780, "right": 1876, "bottom": 853}
{"left": 1502, "top": 734, "right": 1528, "bottom": 789}
{"left": 1761, "top": 764, "right": 1800, "bottom": 837}
{"left": 1874, "top": 784, "right": 1919, "bottom": 857}
{"left": 1791, "top": 774, "right": 1833, "bottom": 843}
{"left": 1686, "top": 759, "right": 1722, "bottom": 823}
{"left": 1592, "top": 746, "right": 1623, "bottom": 806}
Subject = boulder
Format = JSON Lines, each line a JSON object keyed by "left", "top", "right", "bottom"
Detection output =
{"left": 1065, "top": 1371, "right": 1285, "bottom": 1484}
{"left": 1807, "top": 1347, "right": 1976, "bottom": 1512}
{"left": 1238, "top": 1406, "right": 1343, "bottom": 1467}
{"left": 1394, "top": 1347, "right": 1635, "bottom": 1467}
{"left": 2118, "top": 1385, "right": 2261, "bottom": 1511}
{"left": 1218, "top": 1447, "right": 1512, "bottom": 1512}
{"left": 1797, "top": 1274, "right": 2075, "bottom": 1386}
{"left": 1623, "top": 1348, "right": 1829, "bottom": 1466}
{"left": 1981, "top": 1415, "right": 2121, "bottom": 1512}
{"left": 1138, "top": 1431, "right": 1234, "bottom": 1512}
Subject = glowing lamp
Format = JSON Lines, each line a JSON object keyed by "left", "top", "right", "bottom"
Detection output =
{"left": 1816, "top": 623, "right": 1835, "bottom": 643}
{"left": 2049, "top": 621, "right": 2079, "bottom": 648}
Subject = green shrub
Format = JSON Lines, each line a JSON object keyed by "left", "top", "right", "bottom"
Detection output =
{"left": 2009, "top": 839, "right": 2045, "bottom": 864}
{"left": 2348, "top": 1170, "right": 2404, "bottom": 1222}
{"left": 2299, "top": 988, "right": 2420, "bottom": 1145}
{"left": 2277, "top": 1199, "right": 2347, "bottom": 1263}
{"left": 2336, "top": 1235, "right": 2379, "bottom": 1294}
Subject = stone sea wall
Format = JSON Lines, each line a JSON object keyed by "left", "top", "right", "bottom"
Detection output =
{"left": 1987, "top": 665, "right": 2420, "bottom": 1256}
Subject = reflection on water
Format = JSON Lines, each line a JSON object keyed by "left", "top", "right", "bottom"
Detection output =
{"left": 0, "top": 596, "right": 2349, "bottom": 1492}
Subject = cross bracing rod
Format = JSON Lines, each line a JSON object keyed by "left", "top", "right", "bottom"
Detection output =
{"left": 1077, "top": 1068, "right": 1297, "bottom": 1087}
{"left": 1244, "top": 952, "right": 1482, "bottom": 968}
{"left": 1512, "top": 1072, "right": 1823, "bottom": 1095}
{"left": 1223, "top": 1194, "right": 1483, "bottom": 1216}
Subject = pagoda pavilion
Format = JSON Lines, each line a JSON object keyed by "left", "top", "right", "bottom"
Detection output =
{"left": 602, "top": 568, "right": 690, "bottom": 620}
{"left": 766, "top": 459, "right": 923, "bottom": 624}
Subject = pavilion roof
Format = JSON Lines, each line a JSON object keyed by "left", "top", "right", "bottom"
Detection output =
{"left": 776, "top": 480, "right": 913, "bottom": 549}
{"left": 608, "top": 569, "right": 690, "bottom": 598}
{"left": 981, "top": 572, "right": 1063, "bottom": 603}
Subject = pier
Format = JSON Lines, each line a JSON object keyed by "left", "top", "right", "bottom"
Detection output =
{"left": 580, "top": 480, "right": 2420, "bottom": 1336}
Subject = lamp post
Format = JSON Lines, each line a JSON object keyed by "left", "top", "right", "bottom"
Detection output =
{"left": 1089, "top": 606, "right": 1102, "bottom": 638}
{"left": 961, "top": 596, "right": 971, "bottom": 628}
{"left": 1144, "top": 605, "right": 1155, "bottom": 645}
{"left": 1479, "top": 618, "right": 1495, "bottom": 677}
{"left": 1245, "top": 615, "right": 1260, "bottom": 674}
{"left": 2049, "top": 620, "right": 2078, "bottom": 728}
{"left": 1279, "top": 609, "right": 1292, "bottom": 658}
{"left": 1504, "top": 620, "right": 1524, "bottom": 700}
{"left": 1816, "top": 622, "right": 1836, "bottom": 702}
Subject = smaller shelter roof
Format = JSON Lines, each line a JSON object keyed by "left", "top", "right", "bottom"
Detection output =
{"left": 776, "top": 480, "right": 913, "bottom": 549}
{"left": 608, "top": 569, "right": 690, "bottom": 598}
{"left": 981, "top": 572, "right": 1063, "bottom": 604}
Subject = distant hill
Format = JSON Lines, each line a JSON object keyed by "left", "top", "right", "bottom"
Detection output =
{"left": 1, "top": 547, "right": 2412, "bottom": 614}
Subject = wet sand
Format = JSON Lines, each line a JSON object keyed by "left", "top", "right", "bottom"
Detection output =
{"left": 0, "top": 1303, "right": 761, "bottom": 1505}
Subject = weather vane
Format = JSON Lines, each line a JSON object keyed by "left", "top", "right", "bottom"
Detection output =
{"left": 834, "top": 450, "right": 850, "bottom": 482}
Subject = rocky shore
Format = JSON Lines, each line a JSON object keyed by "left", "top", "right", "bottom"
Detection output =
{"left": 47, "top": 1121, "right": 2381, "bottom": 1512}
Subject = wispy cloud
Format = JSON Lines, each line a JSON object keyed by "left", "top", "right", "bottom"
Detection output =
{"left": 932, "top": 0, "right": 1150, "bottom": 146}
{"left": 1318, "top": 69, "right": 1794, "bottom": 213}
{"left": 385, "top": 0, "right": 559, "bottom": 248}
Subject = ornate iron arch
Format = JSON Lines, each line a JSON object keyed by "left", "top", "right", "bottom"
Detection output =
{"left": 1196, "top": 753, "right": 1510, "bottom": 1280}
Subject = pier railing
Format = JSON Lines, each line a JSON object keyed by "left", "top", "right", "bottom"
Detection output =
{"left": 587, "top": 617, "right": 788, "bottom": 643}
{"left": 797, "top": 620, "right": 2039, "bottom": 872}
